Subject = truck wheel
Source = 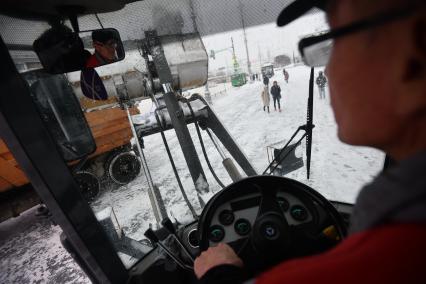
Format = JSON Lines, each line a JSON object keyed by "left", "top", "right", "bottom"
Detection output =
{"left": 107, "top": 152, "right": 141, "bottom": 185}
{"left": 74, "top": 171, "right": 100, "bottom": 202}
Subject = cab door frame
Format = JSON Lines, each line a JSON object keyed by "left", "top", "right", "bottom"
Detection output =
{"left": 0, "top": 37, "right": 128, "bottom": 284}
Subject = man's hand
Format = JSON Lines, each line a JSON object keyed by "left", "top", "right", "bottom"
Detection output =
{"left": 194, "top": 243, "right": 243, "bottom": 279}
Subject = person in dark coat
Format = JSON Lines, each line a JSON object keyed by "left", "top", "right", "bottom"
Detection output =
{"left": 270, "top": 81, "right": 282, "bottom": 112}
{"left": 316, "top": 71, "right": 327, "bottom": 99}
{"left": 263, "top": 75, "right": 269, "bottom": 86}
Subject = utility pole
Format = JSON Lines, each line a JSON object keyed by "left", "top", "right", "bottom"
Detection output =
{"left": 231, "top": 37, "right": 239, "bottom": 73}
{"left": 189, "top": 0, "right": 212, "bottom": 104}
{"left": 188, "top": 0, "right": 198, "bottom": 31}
{"left": 238, "top": 0, "right": 252, "bottom": 75}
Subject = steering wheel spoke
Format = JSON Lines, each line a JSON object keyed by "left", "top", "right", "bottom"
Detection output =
{"left": 251, "top": 187, "right": 291, "bottom": 257}
{"left": 257, "top": 187, "right": 281, "bottom": 215}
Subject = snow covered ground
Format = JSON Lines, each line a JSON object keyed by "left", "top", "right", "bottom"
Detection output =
{"left": 0, "top": 207, "right": 89, "bottom": 283}
{"left": 0, "top": 65, "right": 384, "bottom": 282}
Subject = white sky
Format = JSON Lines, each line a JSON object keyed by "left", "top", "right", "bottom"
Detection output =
{"left": 202, "top": 12, "right": 329, "bottom": 73}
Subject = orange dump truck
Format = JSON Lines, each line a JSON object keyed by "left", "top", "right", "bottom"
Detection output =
{"left": 0, "top": 106, "right": 140, "bottom": 222}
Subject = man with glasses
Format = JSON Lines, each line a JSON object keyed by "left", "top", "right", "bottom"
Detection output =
{"left": 194, "top": 0, "right": 426, "bottom": 283}
{"left": 86, "top": 30, "right": 118, "bottom": 68}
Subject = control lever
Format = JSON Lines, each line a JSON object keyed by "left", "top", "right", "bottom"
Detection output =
{"left": 161, "top": 218, "right": 195, "bottom": 263}
{"left": 144, "top": 228, "right": 192, "bottom": 271}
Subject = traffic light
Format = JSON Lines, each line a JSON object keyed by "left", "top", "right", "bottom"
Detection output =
{"left": 210, "top": 50, "right": 215, "bottom": 60}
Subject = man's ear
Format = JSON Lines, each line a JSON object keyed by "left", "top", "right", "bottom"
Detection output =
{"left": 396, "top": 18, "right": 426, "bottom": 116}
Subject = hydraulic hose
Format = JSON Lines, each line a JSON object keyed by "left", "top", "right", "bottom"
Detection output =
{"left": 184, "top": 100, "right": 226, "bottom": 189}
{"left": 153, "top": 108, "right": 198, "bottom": 219}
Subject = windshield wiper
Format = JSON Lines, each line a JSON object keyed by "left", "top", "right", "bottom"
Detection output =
{"left": 263, "top": 67, "right": 315, "bottom": 180}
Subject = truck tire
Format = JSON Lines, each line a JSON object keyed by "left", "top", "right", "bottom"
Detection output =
{"left": 106, "top": 151, "right": 141, "bottom": 185}
{"left": 74, "top": 171, "right": 100, "bottom": 202}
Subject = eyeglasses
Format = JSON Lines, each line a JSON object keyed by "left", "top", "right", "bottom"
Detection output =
{"left": 298, "top": 5, "right": 422, "bottom": 67}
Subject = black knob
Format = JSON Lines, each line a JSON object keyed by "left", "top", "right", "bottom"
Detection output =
{"left": 188, "top": 229, "right": 200, "bottom": 248}
{"left": 161, "top": 217, "right": 176, "bottom": 234}
{"left": 144, "top": 228, "right": 159, "bottom": 243}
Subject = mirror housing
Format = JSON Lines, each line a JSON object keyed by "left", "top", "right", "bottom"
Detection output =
{"left": 33, "top": 26, "right": 125, "bottom": 74}
{"left": 23, "top": 70, "right": 97, "bottom": 161}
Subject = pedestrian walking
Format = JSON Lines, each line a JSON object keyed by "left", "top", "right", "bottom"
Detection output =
{"left": 316, "top": 71, "right": 327, "bottom": 99}
{"left": 283, "top": 69, "right": 289, "bottom": 83}
{"left": 270, "top": 81, "right": 282, "bottom": 112}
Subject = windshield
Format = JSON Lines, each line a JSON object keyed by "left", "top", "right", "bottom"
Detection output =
{"left": 1, "top": 0, "right": 384, "bottom": 270}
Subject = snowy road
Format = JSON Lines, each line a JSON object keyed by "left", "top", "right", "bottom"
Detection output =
{"left": 0, "top": 65, "right": 384, "bottom": 283}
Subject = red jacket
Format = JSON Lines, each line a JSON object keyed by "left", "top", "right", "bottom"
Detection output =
{"left": 200, "top": 153, "right": 426, "bottom": 284}
{"left": 86, "top": 53, "right": 101, "bottom": 68}
{"left": 256, "top": 223, "right": 426, "bottom": 284}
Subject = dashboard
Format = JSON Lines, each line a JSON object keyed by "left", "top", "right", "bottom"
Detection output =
{"left": 130, "top": 199, "right": 352, "bottom": 283}
{"left": 206, "top": 192, "right": 314, "bottom": 245}
{"left": 130, "top": 176, "right": 352, "bottom": 283}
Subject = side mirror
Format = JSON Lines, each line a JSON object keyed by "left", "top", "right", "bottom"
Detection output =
{"left": 33, "top": 26, "right": 125, "bottom": 74}
{"left": 80, "top": 29, "right": 125, "bottom": 68}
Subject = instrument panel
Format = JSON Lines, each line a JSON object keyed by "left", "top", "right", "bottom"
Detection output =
{"left": 206, "top": 192, "right": 314, "bottom": 245}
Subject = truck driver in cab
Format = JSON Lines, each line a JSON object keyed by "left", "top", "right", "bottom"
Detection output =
{"left": 194, "top": 0, "right": 426, "bottom": 283}
{"left": 86, "top": 29, "right": 118, "bottom": 68}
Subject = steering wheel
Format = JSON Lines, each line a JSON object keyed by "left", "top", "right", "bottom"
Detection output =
{"left": 197, "top": 176, "right": 346, "bottom": 275}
